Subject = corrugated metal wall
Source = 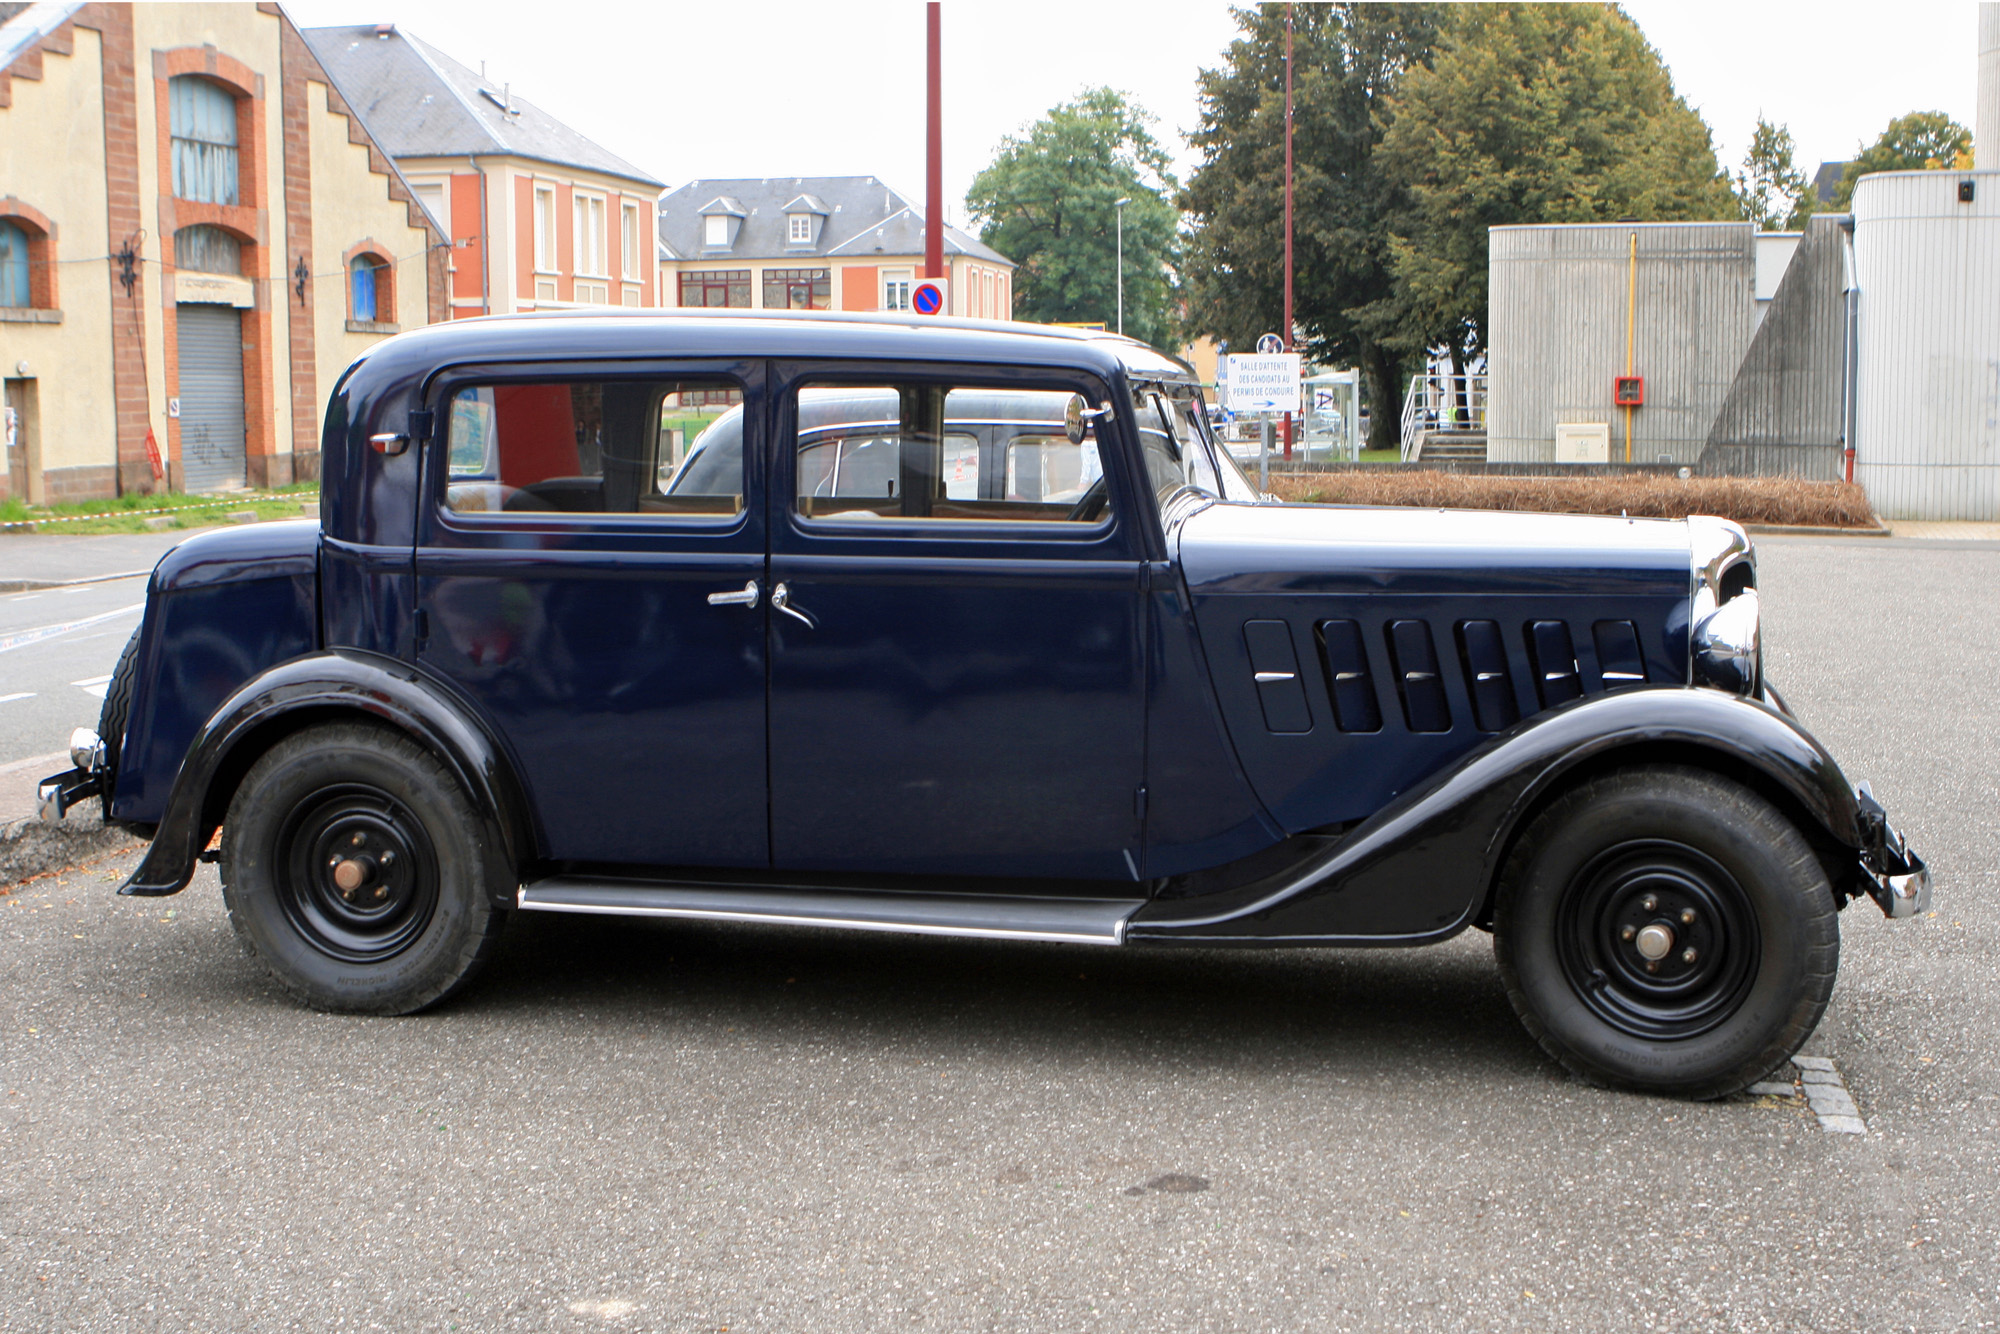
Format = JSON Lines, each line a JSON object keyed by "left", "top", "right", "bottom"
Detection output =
{"left": 1699, "top": 214, "right": 1847, "bottom": 479}
{"left": 1852, "top": 170, "right": 2000, "bottom": 520}
{"left": 1488, "top": 223, "right": 1754, "bottom": 464}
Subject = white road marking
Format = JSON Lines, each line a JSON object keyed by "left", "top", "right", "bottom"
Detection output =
{"left": 0, "top": 603, "right": 143, "bottom": 655}
{"left": 0, "top": 692, "right": 34, "bottom": 705}
{"left": 8, "top": 594, "right": 41, "bottom": 603}
{"left": 72, "top": 674, "right": 113, "bottom": 700}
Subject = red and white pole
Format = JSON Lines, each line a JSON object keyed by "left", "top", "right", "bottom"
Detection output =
{"left": 925, "top": 1, "right": 944, "bottom": 283}
{"left": 1281, "top": 2, "right": 1295, "bottom": 458}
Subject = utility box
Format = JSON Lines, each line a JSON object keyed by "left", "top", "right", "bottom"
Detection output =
{"left": 1554, "top": 422, "right": 1611, "bottom": 464}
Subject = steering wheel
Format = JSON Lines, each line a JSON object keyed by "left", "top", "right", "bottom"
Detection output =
{"left": 1066, "top": 476, "right": 1110, "bottom": 523}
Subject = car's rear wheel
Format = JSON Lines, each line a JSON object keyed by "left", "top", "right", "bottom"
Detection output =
{"left": 220, "top": 722, "right": 505, "bottom": 1013}
{"left": 1493, "top": 766, "right": 1838, "bottom": 1099}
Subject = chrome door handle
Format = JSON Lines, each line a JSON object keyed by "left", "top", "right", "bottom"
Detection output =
{"left": 771, "top": 582, "right": 816, "bottom": 629}
{"left": 707, "top": 579, "right": 759, "bottom": 607}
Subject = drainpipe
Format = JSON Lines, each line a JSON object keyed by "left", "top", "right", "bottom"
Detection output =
{"left": 468, "top": 155, "right": 491, "bottom": 316}
{"left": 1840, "top": 219, "right": 1858, "bottom": 484}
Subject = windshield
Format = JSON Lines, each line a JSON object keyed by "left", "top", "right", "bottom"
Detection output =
{"left": 1132, "top": 380, "right": 1262, "bottom": 506}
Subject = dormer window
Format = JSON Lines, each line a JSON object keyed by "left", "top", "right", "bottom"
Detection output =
{"left": 706, "top": 215, "right": 730, "bottom": 247}
{"left": 788, "top": 214, "right": 812, "bottom": 245}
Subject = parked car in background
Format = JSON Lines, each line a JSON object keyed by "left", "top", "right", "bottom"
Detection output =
{"left": 41, "top": 311, "right": 1928, "bottom": 1099}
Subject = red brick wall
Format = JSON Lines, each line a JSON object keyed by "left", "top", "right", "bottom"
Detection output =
{"left": 277, "top": 14, "right": 317, "bottom": 465}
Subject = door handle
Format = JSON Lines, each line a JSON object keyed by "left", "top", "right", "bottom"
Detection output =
{"left": 707, "top": 579, "right": 759, "bottom": 608}
{"left": 771, "top": 582, "right": 816, "bottom": 629}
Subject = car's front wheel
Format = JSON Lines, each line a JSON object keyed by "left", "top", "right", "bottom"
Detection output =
{"left": 1493, "top": 765, "right": 1838, "bottom": 1099}
{"left": 220, "top": 722, "right": 506, "bottom": 1013}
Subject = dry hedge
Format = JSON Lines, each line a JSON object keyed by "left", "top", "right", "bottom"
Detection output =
{"left": 1264, "top": 471, "right": 1876, "bottom": 528}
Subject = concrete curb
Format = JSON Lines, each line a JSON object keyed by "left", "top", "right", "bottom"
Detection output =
{"left": 0, "top": 569, "right": 153, "bottom": 595}
{"left": 0, "top": 810, "right": 142, "bottom": 888}
{"left": 1743, "top": 522, "right": 1892, "bottom": 538}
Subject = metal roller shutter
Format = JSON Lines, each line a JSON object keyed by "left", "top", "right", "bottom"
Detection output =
{"left": 175, "top": 304, "right": 246, "bottom": 492}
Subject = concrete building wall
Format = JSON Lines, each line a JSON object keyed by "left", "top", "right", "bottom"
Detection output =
{"left": 1851, "top": 169, "right": 2000, "bottom": 520}
{"left": 0, "top": 21, "right": 112, "bottom": 496}
{"left": 1488, "top": 223, "right": 1755, "bottom": 464}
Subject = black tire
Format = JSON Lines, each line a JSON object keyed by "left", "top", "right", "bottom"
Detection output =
{"left": 94, "top": 627, "right": 141, "bottom": 814}
{"left": 1493, "top": 766, "right": 1838, "bottom": 1100}
{"left": 219, "top": 721, "right": 506, "bottom": 1014}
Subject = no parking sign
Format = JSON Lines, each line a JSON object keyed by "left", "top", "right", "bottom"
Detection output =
{"left": 911, "top": 280, "right": 948, "bottom": 315}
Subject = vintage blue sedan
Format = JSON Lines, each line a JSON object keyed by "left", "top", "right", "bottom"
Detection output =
{"left": 41, "top": 312, "right": 1927, "bottom": 1099}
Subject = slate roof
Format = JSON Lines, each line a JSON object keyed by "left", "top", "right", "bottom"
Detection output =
{"left": 658, "top": 175, "right": 1009, "bottom": 265}
{"left": 301, "top": 24, "right": 662, "bottom": 189}
{"left": 1813, "top": 161, "right": 1850, "bottom": 205}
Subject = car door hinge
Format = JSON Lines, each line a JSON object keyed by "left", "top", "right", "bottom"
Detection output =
{"left": 1134, "top": 784, "right": 1148, "bottom": 821}
{"left": 413, "top": 607, "right": 430, "bottom": 649}
{"left": 407, "top": 408, "right": 436, "bottom": 443}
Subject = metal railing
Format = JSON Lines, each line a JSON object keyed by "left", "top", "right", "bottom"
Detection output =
{"left": 1400, "top": 372, "right": 1489, "bottom": 461}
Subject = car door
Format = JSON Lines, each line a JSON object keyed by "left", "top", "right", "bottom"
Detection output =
{"left": 764, "top": 362, "right": 1149, "bottom": 882}
{"left": 414, "top": 360, "right": 770, "bottom": 868}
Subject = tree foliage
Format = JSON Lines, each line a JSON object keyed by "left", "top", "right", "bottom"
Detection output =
{"left": 1736, "top": 116, "right": 1814, "bottom": 231}
{"left": 1181, "top": 3, "right": 1445, "bottom": 450}
{"left": 1378, "top": 4, "right": 1741, "bottom": 363}
{"left": 1831, "top": 111, "right": 1974, "bottom": 207}
{"left": 966, "top": 88, "right": 1180, "bottom": 349}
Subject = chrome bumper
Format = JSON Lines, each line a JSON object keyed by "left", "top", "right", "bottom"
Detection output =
{"left": 1855, "top": 782, "right": 1931, "bottom": 919}
{"left": 36, "top": 727, "right": 106, "bottom": 822}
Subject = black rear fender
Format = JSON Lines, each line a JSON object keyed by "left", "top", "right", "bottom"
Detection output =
{"left": 118, "top": 649, "right": 535, "bottom": 902}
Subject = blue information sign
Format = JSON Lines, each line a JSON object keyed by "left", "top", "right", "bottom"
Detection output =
{"left": 912, "top": 281, "right": 945, "bottom": 316}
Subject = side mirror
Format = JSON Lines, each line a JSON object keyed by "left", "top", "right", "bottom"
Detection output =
{"left": 1065, "top": 395, "right": 1112, "bottom": 445}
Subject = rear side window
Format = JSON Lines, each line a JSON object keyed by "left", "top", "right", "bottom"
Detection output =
{"left": 791, "top": 383, "right": 1109, "bottom": 525}
{"left": 443, "top": 378, "right": 743, "bottom": 519}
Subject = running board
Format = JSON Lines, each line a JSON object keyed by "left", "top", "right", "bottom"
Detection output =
{"left": 516, "top": 877, "right": 1142, "bottom": 946}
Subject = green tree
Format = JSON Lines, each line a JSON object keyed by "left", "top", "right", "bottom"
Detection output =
{"left": 1378, "top": 4, "right": 1741, "bottom": 366}
{"left": 1736, "top": 116, "right": 1814, "bottom": 231}
{"left": 1182, "top": 3, "right": 1446, "bottom": 451}
{"left": 966, "top": 88, "right": 1180, "bottom": 350}
{"left": 1831, "top": 111, "right": 1974, "bottom": 207}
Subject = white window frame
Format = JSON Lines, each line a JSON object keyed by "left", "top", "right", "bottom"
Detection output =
{"left": 533, "top": 184, "right": 559, "bottom": 274}
{"left": 573, "top": 191, "right": 606, "bottom": 279}
{"left": 704, "top": 214, "right": 730, "bottom": 247}
{"left": 883, "top": 270, "right": 912, "bottom": 311}
{"left": 788, "top": 213, "right": 812, "bottom": 244}
{"left": 622, "top": 201, "right": 642, "bottom": 281}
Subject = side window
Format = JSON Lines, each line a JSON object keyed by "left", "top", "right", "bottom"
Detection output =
{"left": 792, "top": 383, "right": 1110, "bottom": 525}
{"left": 442, "top": 377, "right": 744, "bottom": 519}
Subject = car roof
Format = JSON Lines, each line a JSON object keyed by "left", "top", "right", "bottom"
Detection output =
{"left": 346, "top": 309, "right": 1199, "bottom": 388}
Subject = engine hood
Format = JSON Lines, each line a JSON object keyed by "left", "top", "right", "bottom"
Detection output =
{"left": 1177, "top": 501, "right": 1693, "bottom": 599}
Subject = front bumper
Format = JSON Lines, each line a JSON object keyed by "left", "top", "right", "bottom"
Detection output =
{"left": 36, "top": 728, "right": 105, "bottom": 822}
{"left": 1855, "top": 782, "right": 1930, "bottom": 919}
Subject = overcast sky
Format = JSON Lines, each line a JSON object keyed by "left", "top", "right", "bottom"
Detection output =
{"left": 283, "top": 0, "right": 1984, "bottom": 219}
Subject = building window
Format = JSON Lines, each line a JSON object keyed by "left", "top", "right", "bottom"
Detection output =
{"left": 169, "top": 76, "right": 239, "bottom": 206}
{"left": 351, "top": 255, "right": 379, "bottom": 321}
{"left": 679, "top": 269, "right": 750, "bottom": 308}
{"left": 763, "top": 268, "right": 830, "bottom": 311}
{"left": 788, "top": 214, "right": 812, "bottom": 244}
{"left": 704, "top": 214, "right": 730, "bottom": 248}
{"left": 0, "top": 221, "right": 31, "bottom": 307}
{"left": 574, "top": 194, "right": 605, "bottom": 277}
{"left": 174, "top": 225, "right": 241, "bottom": 275}
{"left": 622, "top": 202, "right": 642, "bottom": 281}
{"left": 534, "top": 185, "right": 558, "bottom": 272}
{"left": 883, "top": 271, "right": 912, "bottom": 311}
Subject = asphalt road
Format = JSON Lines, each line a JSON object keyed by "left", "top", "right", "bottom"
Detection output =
{"left": 1, "top": 534, "right": 1997, "bottom": 1332}
{"left": 0, "top": 576, "right": 148, "bottom": 770}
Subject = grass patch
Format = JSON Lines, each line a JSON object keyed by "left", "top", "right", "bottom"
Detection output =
{"left": 1263, "top": 471, "right": 1876, "bottom": 528}
{"left": 1, "top": 483, "right": 318, "bottom": 536}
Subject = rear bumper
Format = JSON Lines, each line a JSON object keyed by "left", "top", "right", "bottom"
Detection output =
{"left": 1855, "top": 782, "right": 1930, "bottom": 919}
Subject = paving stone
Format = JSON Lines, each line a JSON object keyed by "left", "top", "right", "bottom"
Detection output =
{"left": 1800, "top": 1068, "right": 1843, "bottom": 1085}
{"left": 1808, "top": 1091, "right": 1859, "bottom": 1117}
{"left": 1792, "top": 1055, "right": 1837, "bottom": 1072}
{"left": 1747, "top": 1081, "right": 1799, "bottom": 1097}
{"left": 1817, "top": 1115, "right": 1868, "bottom": 1135}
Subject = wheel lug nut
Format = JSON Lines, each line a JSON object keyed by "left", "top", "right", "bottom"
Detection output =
{"left": 349, "top": 832, "right": 365, "bottom": 847}
{"left": 1682, "top": 948, "right": 1697, "bottom": 964}
{"left": 373, "top": 885, "right": 387, "bottom": 900}
{"left": 1645, "top": 960, "right": 1659, "bottom": 973}
{"left": 1621, "top": 925, "right": 1636, "bottom": 942}
{"left": 1681, "top": 908, "right": 1696, "bottom": 925}
{"left": 380, "top": 851, "right": 395, "bottom": 866}
{"left": 1641, "top": 894, "right": 1658, "bottom": 912}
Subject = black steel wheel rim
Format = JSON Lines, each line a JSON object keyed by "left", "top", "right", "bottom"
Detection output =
{"left": 1554, "top": 839, "right": 1760, "bottom": 1040}
{"left": 276, "top": 783, "right": 439, "bottom": 963}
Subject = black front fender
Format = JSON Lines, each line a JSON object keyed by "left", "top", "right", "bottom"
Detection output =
{"left": 118, "top": 649, "right": 534, "bottom": 900}
{"left": 1127, "top": 687, "right": 1868, "bottom": 946}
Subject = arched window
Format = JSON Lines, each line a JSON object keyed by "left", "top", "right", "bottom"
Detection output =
{"left": 0, "top": 220, "right": 29, "bottom": 308}
{"left": 350, "top": 255, "right": 378, "bottom": 322}
{"left": 169, "top": 76, "right": 239, "bottom": 205}
{"left": 175, "top": 225, "right": 241, "bottom": 275}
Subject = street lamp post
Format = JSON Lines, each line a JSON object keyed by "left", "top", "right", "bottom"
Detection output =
{"left": 1114, "top": 197, "right": 1131, "bottom": 336}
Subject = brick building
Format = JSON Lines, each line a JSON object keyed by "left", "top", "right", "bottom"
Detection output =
{"left": 657, "top": 175, "right": 1014, "bottom": 318}
{"left": 303, "top": 23, "right": 665, "bottom": 318}
{"left": 0, "top": 1, "right": 444, "bottom": 501}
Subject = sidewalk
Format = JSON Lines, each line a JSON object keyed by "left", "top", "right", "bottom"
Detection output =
{"left": 0, "top": 529, "right": 193, "bottom": 589}
{"left": 1884, "top": 520, "right": 2000, "bottom": 541}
